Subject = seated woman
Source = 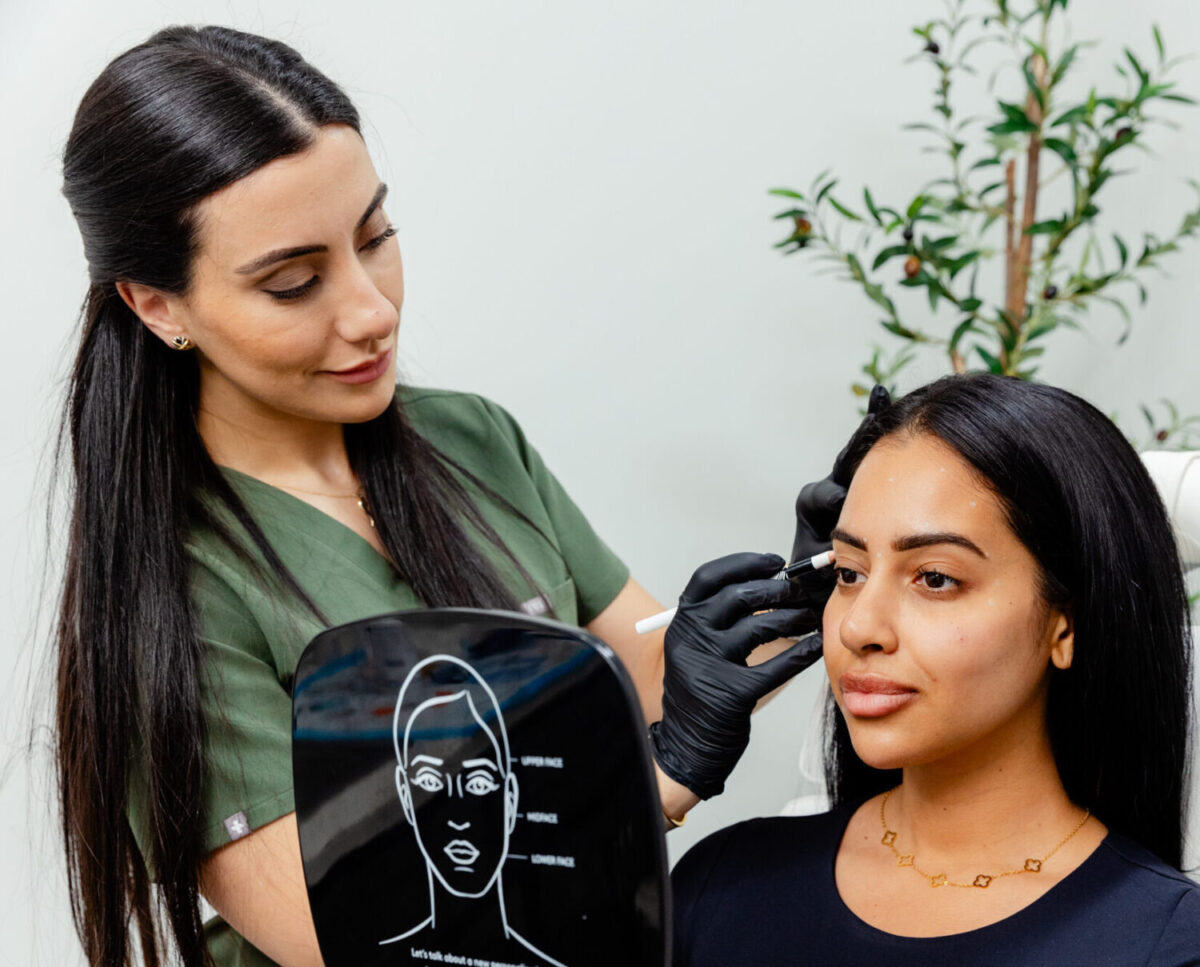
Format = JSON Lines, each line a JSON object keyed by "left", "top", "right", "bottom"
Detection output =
{"left": 672, "top": 373, "right": 1200, "bottom": 966}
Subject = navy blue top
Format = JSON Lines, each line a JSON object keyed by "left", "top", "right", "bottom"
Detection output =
{"left": 672, "top": 804, "right": 1200, "bottom": 966}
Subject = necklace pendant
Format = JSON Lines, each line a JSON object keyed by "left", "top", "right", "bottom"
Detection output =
{"left": 1024, "top": 858, "right": 1042, "bottom": 873}
{"left": 881, "top": 830, "right": 898, "bottom": 847}
{"left": 929, "top": 873, "right": 947, "bottom": 888}
{"left": 973, "top": 874, "right": 992, "bottom": 888}
{"left": 896, "top": 853, "right": 914, "bottom": 867}
{"left": 357, "top": 498, "right": 377, "bottom": 529}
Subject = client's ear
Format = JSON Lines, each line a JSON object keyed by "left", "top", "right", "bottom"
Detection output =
{"left": 1048, "top": 608, "right": 1074, "bottom": 670}
{"left": 115, "top": 281, "right": 192, "bottom": 349}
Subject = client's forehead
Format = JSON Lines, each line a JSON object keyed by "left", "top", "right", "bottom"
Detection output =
{"left": 840, "top": 434, "right": 1005, "bottom": 553}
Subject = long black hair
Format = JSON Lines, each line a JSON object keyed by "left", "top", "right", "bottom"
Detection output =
{"left": 823, "top": 373, "right": 1193, "bottom": 869}
{"left": 57, "top": 25, "right": 540, "bottom": 966}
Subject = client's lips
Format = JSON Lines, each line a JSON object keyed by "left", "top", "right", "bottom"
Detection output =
{"left": 839, "top": 673, "right": 917, "bottom": 718}
{"left": 324, "top": 348, "right": 392, "bottom": 384}
{"left": 443, "top": 839, "right": 480, "bottom": 866}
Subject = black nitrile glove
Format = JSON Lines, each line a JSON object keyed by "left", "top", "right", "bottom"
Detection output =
{"left": 788, "top": 385, "right": 892, "bottom": 614}
{"left": 649, "top": 552, "right": 824, "bottom": 801}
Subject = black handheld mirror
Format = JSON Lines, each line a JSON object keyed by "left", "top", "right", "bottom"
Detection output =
{"left": 292, "top": 608, "right": 669, "bottom": 967}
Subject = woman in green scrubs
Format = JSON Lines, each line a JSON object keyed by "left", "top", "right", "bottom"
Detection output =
{"left": 54, "top": 25, "right": 823, "bottom": 967}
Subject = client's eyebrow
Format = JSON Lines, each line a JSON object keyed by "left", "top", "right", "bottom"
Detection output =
{"left": 234, "top": 182, "right": 389, "bottom": 275}
{"left": 410, "top": 754, "right": 444, "bottom": 767}
{"left": 461, "top": 758, "right": 499, "bottom": 771}
{"left": 831, "top": 527, "right": 987, "bottom": 559}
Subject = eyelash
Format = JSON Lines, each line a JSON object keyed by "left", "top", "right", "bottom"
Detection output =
{"left": 835, "top": 566, "right": 961, "bottom": 593}
{"left": 266, "top": 225, "right": 397, "bottom": 301}
{"left": 915, "top": 568, "right": 960, "bottom": 592}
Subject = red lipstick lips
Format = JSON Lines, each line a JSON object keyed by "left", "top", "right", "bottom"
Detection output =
{"left": 839, "top": 673, "right": 917, "bottom": 718}
{"left": 325, "top": 348, "right": 392, "bottom": 385}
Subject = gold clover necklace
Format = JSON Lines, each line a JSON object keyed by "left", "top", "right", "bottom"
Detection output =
{"left": 879, "top": 788, "right": 1091, "bottom": 889}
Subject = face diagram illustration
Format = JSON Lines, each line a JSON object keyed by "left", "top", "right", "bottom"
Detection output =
{"left": 382, "top": 655, "right": 565, "bottom": 967}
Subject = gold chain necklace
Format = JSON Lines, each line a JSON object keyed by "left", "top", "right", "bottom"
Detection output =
{"left": 276, "top": 481, "right": 376, "bottom": 529}
{"left": 879, "top": 788, "right": 1091, "bottom": 889}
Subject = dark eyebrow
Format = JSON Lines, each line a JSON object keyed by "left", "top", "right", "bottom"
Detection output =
{"left": 234, "top": 182, "right": 389, "bottom": 275}
{"left": 894, "top": 532, "right": 987, "bottom": 558}
{"left": 831, "top": 527, "right": 987, "bottom": 559}
{"left": 356, "top": 182, "right": 388, "bottom": 229}
{"left": 830, "top": 527, "right": 866, "bottom": 551}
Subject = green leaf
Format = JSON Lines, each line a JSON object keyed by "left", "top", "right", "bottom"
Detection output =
{"left": 1124, "top": 49, "right": 1149, "bottom": 85}
{"left": 872, "top": 245, "right": 910, "bottom": 271}
{"left": 1114, "top": 234, "right": 1128, "bottom": 268}
{"left": 768, "top": 188, "right": 805, "bottom": 199}
{"left": 863, "top": 187, "right": 883, "bottom": 226}
{"left": 960, "top": 296, "right": 983, "bottom": 312}
{"left": 1025, "top": 219, "right": 1066, "bottom": 235}
{"left": 950, "top": 318, "right": 978, "bottom": 349}
{"left": 898, "top": 274, "right": 927, "bottom": 288}
{"left": 1097, "top": 294, "right": 1133, "bottom": 343}
{"left": 1042, "top": 137, "right": 1077, "bottom": 165}
{"left": 851, "top": 383, "right": 870, "bottom": 397}
{"left": 987, "top": 118, "right": 1038, "bottom": 135}
{"left": 1153, "top": 24, "right": 1165, "bottom": 63}
{"left": 998, "top": 101, "right": 1035, "bottom": 125}
{"left": 1052, "top": 44, "right": 1079, "bottom": 86}
{"left": 970, "top": 157, "right": 1003, "bottom": 170}
{"left": 827, "top": 196, "right": 863, "bottom": 222}
{"left": 1025, "top": 319, "right": 1059, "bottom": 342}
{"left": 845, "top": 252, "right": 866, "bottom": 282}
{"left": 975, "top": 345, "right": 1004, "bottom": 373}
{"left": 906, "top": 195, "right": 929, "bottom": 220}
{"left": 814, "top": 179, "right": 838, "bottom": 206}
{"left": 882, "top": 320, "right": 920, "bottom": 341}
{"left": 925, "top": 234, "right": 959, "bottom": 251}
{"left": 1051, "top": 105, "right": 1088, "bottom": 127}
{"left": 863, "top": 282, "right": 896, "bottom": 315}
{"left": 946, "top": 251, "right": 983, "bottom": 279}
{"left": 979, "top": 180, "right": 1007, "bottom": 197}
{"left": 1161, "top": 93, "right": 1198, "bottom": 104}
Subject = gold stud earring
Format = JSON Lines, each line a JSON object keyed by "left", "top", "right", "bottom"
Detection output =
{"left": 171, "top": 335, "right": 192, "bottom": 350}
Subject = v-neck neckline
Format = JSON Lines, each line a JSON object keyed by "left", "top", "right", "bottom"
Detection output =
{"left": 218, "top": 465, "right": 400, "bottom": 590}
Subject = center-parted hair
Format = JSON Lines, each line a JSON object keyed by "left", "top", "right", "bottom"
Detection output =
{"left": 56, "top": 26, "right": 544, "bottom": 967}
{"left": 825, "top": 373, "right": 1193, "bottom": 869}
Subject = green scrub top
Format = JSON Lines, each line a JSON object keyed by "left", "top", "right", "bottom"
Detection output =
{"left": 127, "top": 387, "right": 629, "bottom": 966}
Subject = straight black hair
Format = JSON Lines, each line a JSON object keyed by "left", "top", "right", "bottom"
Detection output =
{"left": 824, "top": 373, "right": 1193, "bottom": 869}
{"left": 57, "top": 25, "right": 543, "bottom": 966}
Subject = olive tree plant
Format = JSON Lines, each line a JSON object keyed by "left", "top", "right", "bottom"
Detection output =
{"left": 772, "top": 0, "right": 1200, "bottom": 446}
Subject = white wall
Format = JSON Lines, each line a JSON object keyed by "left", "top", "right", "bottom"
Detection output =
{"left": 2, "top": 1, "right": 1198, "bottom": 962}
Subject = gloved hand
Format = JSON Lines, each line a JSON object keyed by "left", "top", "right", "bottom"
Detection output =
{"left": 649, "top": 552, "right": 824, "bottom": 801}
{"left": 788, "top": 384, "right": 892, "bottom": 614}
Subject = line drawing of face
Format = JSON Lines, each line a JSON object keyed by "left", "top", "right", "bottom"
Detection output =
{"left": 396, "top": 688, "right": 519, "bottom": 897}
{"left": 822, "top": 433, "right": 1074, "bottom": 774}
{"left": 381, "top": 653, "right": 565, "bottom": 966}
{"left": 392, "top": 657, "right": 519, "bottom": 898}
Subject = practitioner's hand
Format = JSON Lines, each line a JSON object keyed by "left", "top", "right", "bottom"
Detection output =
{"left": 648, "top": 552, "right": 823, "bottom": 801}
{"left": 789, "top": 384, "right": 892, "bottom": 613}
